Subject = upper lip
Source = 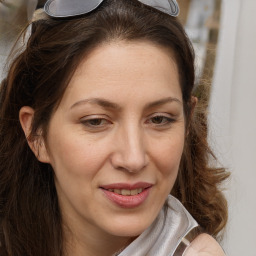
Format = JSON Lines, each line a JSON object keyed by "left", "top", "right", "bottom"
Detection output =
{"left": 100, "top": 182, "right": 153, "bottom": 190}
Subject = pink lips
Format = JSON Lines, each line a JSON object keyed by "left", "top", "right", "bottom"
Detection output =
{"left": 100, "top": 182, "right": 152, "bottom": 208}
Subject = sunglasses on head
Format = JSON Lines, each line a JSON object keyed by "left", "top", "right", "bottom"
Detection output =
{"left": 44, "top": 0, "right": 180, "bottom": 18}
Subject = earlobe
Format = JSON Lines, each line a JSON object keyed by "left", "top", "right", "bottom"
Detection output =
{"left": 19, "top": 106, "right": 50, "bottom": 163}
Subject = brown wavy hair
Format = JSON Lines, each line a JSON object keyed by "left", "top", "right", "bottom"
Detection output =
{"left": 0, "top": 0, "right": 229, "bottom": 255}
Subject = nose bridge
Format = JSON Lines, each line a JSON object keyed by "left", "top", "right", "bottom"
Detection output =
{"left": 112, "top": 121, "right": 148, "bottom": 172}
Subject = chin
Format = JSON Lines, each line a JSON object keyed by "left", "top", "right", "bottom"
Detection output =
{"left": 105, "top": 218, "right": 152, "bottom": 238}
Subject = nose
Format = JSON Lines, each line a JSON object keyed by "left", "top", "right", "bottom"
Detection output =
{"left": 110, "top": 124, "right": 149, "bottom": 173}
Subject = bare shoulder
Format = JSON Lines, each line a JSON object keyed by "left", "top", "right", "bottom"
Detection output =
{"left": 184, "top": 233, "right": 226, "bottom": 256}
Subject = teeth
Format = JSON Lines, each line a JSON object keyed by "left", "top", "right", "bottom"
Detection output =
{"left": 114, "top": 189, "right": 121, "bottom": 194}
{"left": 130, "top": 189, "right": 138, "bottom": 196}
{"left": 137, "top": 188, "right": 143, "bottom": 194}
{"left": 108, "top": 188, "right": 144, "bottom": 196}
{"left": 121, "top": 189, "right": 131, "bottom": 196}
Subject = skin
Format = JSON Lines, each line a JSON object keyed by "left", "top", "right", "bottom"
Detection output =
{"left": 185, "top": 234, "right": 226, "bottom": 256}
{"left": 20, "top": 41, "right": 225, "bottom": 256}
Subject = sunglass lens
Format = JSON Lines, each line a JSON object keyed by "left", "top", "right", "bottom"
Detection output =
{"left": 139, "top": 0, "right": 179, "bottom": 17}
{"left": 45, "top": 0, "right": 104, "bottom": 17}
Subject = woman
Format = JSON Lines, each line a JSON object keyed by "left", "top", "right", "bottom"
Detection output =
{"left": 0, "top": 0, "right": 229, "bottom": 255}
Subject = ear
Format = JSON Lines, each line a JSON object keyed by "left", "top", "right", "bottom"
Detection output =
{"left": 19, "top": 106, "right": 50, "bottom": 163}
{"left": 186, "top": 96, "right": 198, "bottom": 136}
{"left": 190, "top": 96, "right": 198, "bottom": 116}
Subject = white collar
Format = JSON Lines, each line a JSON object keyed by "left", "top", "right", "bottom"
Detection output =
{"left": 118, "top": 195, "right": 198, "bottom": 256}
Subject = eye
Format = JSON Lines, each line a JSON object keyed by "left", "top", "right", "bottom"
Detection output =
{"left": 85, "top": 119, "right": 106, "bottom": 126}
{"left": 80, "top": 116, "right": 112, "bottom": 129}
{"left": 147, "top": 114, "right": 175, "bottom": 126}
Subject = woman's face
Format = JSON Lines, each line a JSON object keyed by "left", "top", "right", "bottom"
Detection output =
{"left": 43, "top": 41, "right": 185, "bottom": 239}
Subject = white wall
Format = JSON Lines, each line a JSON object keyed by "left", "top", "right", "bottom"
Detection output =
{"left": 208, "top": 0, "right": 256, "bottom": 255}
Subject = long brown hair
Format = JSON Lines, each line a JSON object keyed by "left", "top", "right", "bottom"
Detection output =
{"left": 0, "top": 0, "right": 229, "bottom": 255}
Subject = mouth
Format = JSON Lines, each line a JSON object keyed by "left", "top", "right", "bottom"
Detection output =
{"left": 102, "top": 188, "right": 144, "bottom": 196}
{"left": 100, "top": 182, "right": 153, "bottom": 208}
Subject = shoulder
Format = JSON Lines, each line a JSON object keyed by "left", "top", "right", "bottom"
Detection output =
{"left": 184, "top": 233, "right": 226, "bottom": 256}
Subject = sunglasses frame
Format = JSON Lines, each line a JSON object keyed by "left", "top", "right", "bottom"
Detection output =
{"left": 44, "top": 0, "right": 180, "bottom": 18}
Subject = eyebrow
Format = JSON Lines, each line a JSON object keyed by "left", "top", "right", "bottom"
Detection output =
{"left": 70, "top": 98, "right": 120, "bottom": 110}
{"left": 144, "top": 97, "right": 182, "bottom": 109}
{"left": 70, "top": 96, "right": 182, "bottom": 110}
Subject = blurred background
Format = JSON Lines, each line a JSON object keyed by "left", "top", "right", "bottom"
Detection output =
{"left": 179, "top": 1, "right": 256, "bottom": 255}
{"left": 1, "top": 1, "right": 256, "bottom": 255}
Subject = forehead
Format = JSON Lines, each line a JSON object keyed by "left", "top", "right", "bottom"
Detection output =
{"left": 75, "top": 40, "right": 178, "bottom": 77}
{"left": 60, "top": 41, "right": 182, "bottom": 108}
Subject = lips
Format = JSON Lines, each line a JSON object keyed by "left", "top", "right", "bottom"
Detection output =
{"left": 100, "top": 182, "right": 152, "bottom": 208}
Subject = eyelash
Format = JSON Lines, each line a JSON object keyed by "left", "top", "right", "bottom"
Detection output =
{"left": 80, "top": 114, "right": 175, "bottom": 130}
{"left": 146, "top": 115, "right": 175, "bottom": 127}
{"left": 80, "top": 117, "right": 111, "bottom": 129}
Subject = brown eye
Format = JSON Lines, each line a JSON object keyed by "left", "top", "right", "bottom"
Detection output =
{"left": 150, "top": 116, "right": 174, "bottom": 125}
{"left": 151, "top": 116, "right": 165, "bottom": 124}
{"left": 81, "top": 118, "right": 110, "bottom": 128}
{"left": 87, "top": 119, "right": 105, "bottom": 126}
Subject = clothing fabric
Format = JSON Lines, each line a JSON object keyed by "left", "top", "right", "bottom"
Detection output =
{"left": 118, "top": 195, "right": 199, "bottom": 256}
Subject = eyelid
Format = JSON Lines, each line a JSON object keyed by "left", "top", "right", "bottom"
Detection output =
{"left": 149, "top": 112, "right": 175, "bottom": 117}
{"left": 80, "top": 114, "right": 110, "bottom": 120}
{"left": 147, "top": 112, "right": 176, "bottom": 120}
{"left": 80, "top": 115, "right": 112, "bottom": 128}
{"left": 146, "top": 113, "right": 176, "bottom": 126}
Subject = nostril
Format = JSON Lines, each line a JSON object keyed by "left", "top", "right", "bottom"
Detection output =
{"left": 115, "top": 158, "right": 148, "bottom": 173}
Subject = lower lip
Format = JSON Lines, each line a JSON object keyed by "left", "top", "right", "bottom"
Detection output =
{"left": 101, "top": 188, "right": 151, "bottom": 208}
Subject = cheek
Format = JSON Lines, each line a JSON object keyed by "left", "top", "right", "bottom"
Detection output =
{"left": 152, "top": 133, "right": 185, "bottom": 178}
{"left": 47, "top": 130, "right": 109, "bottom": 179}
